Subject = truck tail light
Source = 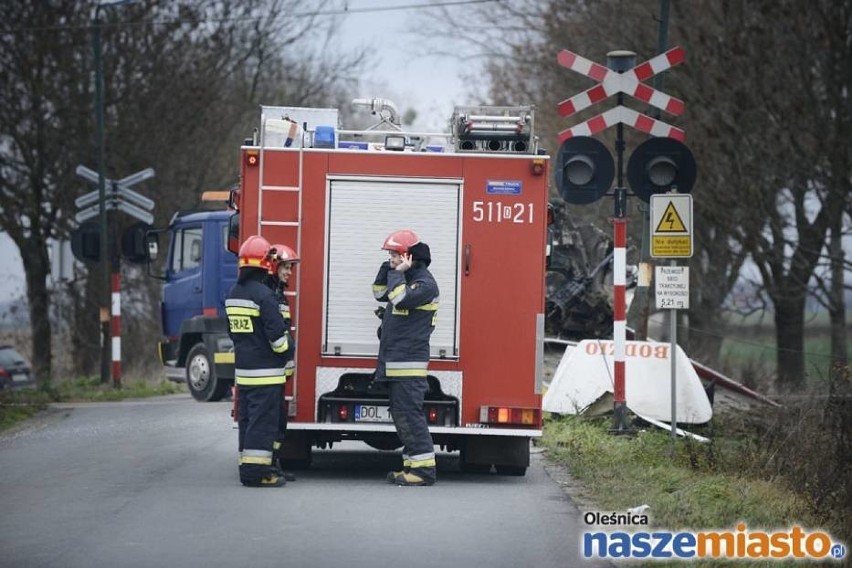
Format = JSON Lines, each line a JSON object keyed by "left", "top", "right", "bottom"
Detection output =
{"left": 480, "top": 406, "right": 541, "bottom": 426}
{"left": 427, "top": 407, "right": 438, "bottom": 424}
{"left": 245, "top": 149, "right": 259, "bottom": 167}
{"left": 337, "top": 405, "right": 349, "bottom": 421}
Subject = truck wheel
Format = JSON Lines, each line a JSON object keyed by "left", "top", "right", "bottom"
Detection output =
{"left": 278, "top": 434, "right": 313, "bottom": 470}
{"left": 494, "top": 464, "right": 527, "bottom": 476}
{"left": 279, "top": 456, "right": 312, "bottom": 471}
{"left": 460, "top": 461, "right": 492, "bottom": 474}
{"left": 459, "top": 445, "right": 492, "bottom": 474}
{"left": 186, "top": 343, "right": 228, "bottom": 402}
{"left": 462, "top": 436, "right": 529, "bottom": 475}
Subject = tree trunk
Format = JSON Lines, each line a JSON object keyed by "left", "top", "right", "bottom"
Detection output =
{"left": 20, "top": 239, "right": 53, "bottom": 386}
{"left": 828, "top": 210, "right": 848, "bottom": 366}
{"left": 70, "top": 270, "right": 101, "bottom": 377}
{"left": 774, "top": 297, "right": 806, "bottom": 390}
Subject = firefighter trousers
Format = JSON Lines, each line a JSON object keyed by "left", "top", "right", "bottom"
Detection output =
{"left": 237, "top": 384, "right": 282, "bottom": 484}
{"left": 389, "top": 378, "right": 436, "bottom": 481}
{"left": 273, "top": 393, "right": 289, "bottom": 465}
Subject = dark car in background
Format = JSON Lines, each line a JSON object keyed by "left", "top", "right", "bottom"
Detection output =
{"left": 0, "top": 345, "right": 35, "bottom": 390}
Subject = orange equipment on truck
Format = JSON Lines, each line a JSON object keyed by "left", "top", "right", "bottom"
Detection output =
{"left": 227, "top": 99, "right": 549, "bottom": 474}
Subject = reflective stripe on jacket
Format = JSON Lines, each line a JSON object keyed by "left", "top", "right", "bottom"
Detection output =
{"left": 226, "top": 278, "right": 290, "bottom": 386}
{"left": 273, "top": 285, "right": 296, "bottom": 361}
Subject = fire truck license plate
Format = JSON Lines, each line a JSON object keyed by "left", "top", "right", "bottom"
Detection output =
{"left": 354, "top": 405, "right": 392, "bottom": 423}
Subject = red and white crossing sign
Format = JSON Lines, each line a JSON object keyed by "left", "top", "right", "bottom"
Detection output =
{"left": 556, "top": 47, "right": 686, "bottom": 143}
{"left": 558, "top": 106, "right": 684, "bottom": 143}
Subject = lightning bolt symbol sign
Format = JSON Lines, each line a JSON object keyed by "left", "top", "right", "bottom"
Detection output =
{"left": 654, "top": 201, "right": 687, "bottom": 233}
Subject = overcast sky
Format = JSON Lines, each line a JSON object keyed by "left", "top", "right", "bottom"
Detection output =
{"left": 335, "top": 0, "right": 470, "bottom": 130}
{"left": 0, "top": 1, "right": 472, "bottom": 300}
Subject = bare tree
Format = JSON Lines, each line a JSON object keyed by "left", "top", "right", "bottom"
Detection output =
{"left": 417, "top": 0, "right": 850, "bottom": 386}
{"left": 0, "top": 0, "right": 365, "bottom": 384}
{"left": 693, "top": 0, "right": 851, "bottom": 387}
{"left": 0, "top": 2, "right": 90, "bottom": 385}
{"left": 414, "top": 0, "right": 745, "bottom": 365}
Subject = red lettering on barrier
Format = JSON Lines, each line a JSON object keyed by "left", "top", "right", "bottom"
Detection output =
{"left": 585, "top": 342, "right": 673, "bottom": 359}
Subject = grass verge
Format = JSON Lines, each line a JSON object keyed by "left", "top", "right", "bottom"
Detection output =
{"left": 541, "top": 414, "right": 843, "bottom": 566}
{"left": 0, "top": 375, "right": 185, "bottom": 433}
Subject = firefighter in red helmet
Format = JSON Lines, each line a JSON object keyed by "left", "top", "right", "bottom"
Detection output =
{"left": 225, "top": 235, "right": 292, "bottom": 487}
{"left": 372, "top": 229, "right": 439, "bottom": 486}
{"left": 267, "top": 243, "right": 300, "bottom": 481}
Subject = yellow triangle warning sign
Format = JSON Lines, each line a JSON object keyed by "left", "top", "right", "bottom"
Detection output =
{"left": 655, "top": 202, "right": 687, "bottom": 233}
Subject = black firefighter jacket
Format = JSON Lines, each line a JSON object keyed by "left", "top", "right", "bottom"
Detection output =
{"left": 225, "top": 278, "right": 291, "bottom": 386}
{"left": 372, "top": 262, "right": 439, "bottom": 379}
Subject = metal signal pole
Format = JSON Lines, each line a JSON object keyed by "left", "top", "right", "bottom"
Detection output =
{"left": 606, "top": 50, "right": 637, "bottom": 434}
{"left": 90, "top": 0, "right": 136, "bottom": 385}
{"left": 92, "top": 4, "right": 110, "bottom": 383}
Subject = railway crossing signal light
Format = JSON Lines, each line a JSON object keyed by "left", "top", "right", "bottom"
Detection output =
{"left": 70, "top": 221, "right": 101, "bottom": 263}
{"left": 554, "top": 136, "right": 615, "bottom": 205}
{"left": 627, "top": 137, "right": 696, "bottom": 202}
{"left": 121, "top": 221, "right": 153, "bottom": 263}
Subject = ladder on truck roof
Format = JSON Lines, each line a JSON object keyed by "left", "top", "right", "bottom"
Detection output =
{"left": 256, "top": 113, "right": 306, "bottom": 416}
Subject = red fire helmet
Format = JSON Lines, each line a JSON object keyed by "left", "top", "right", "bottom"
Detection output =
{"left": 238, "top": 235, "right": 272, "bottom": 271}
{"left": 381, "top": 229, "right": 420, "bottom": 254}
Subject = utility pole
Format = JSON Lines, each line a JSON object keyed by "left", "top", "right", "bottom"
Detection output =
{"left": 92, "top": 4, "right": 110, "bottom": 383}
{"left": 90, "top": 0, "right": 137, "bottom": 384}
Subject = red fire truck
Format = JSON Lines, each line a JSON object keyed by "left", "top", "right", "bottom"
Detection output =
{"left": 228, "top": 99, "right": 549, "bottom": 474}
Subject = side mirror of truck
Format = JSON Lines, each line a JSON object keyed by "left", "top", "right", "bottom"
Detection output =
{"left": 147, "top": 233, "right": 159, "bottom": 261}
{"left": 227, "top": 212, "right": 240, "bottom": 255}
{"left": 145, "top": 229, "right": 167, "bottom": 281}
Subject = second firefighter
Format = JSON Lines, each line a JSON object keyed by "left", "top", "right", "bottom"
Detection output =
{"left": 372, "top": 229, "right": 440, "bottom": 486}
{"left": 268, "top": 243, "right": 299, "bottom": 480}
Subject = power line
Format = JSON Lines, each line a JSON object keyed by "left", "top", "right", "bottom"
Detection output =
{"left": 0, "top": 0, "right": 498, "bottom": 35}
{"left": 334, "top": 0, "right": 497, "bottom": 15}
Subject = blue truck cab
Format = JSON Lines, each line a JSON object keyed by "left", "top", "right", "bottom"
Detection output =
{"left": 156, "top": 209, "right": 238, "bottom": 401}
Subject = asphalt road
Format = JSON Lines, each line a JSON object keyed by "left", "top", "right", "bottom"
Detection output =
{"left": 0, "top": 394, "right": 610, "bottom": 568}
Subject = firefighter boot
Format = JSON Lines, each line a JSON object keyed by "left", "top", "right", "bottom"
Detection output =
{"left": 275, "top": 464, "right": 296, "bottom": 482}
{"left": 386, "top": 470, "right": 404, "bottom": 483}
{"left": 393, "top": 471, "right": 435, "bottom": 486}
{"left": 385, "top": 458, "right": 412, "bottom": 483}
{"left": 242, "top": 474, "right": 286, "bottom": 488}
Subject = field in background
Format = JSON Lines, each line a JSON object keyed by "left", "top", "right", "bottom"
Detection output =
{"left": 719, "top": 327, "right": 850, "bottom": 393}
{"left": 639, "top": 308, "right": 848, "bottom": 392}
